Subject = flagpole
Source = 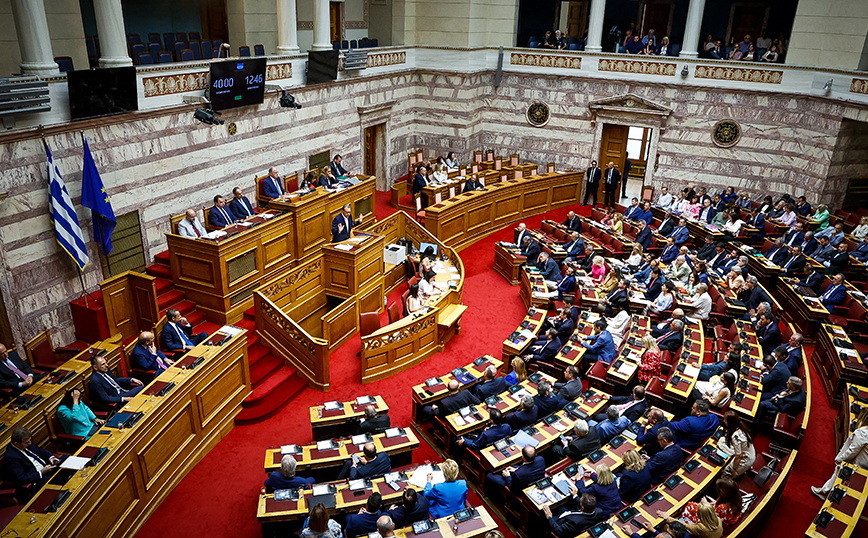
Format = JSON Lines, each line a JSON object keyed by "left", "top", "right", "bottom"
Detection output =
{"left": 81, "top": 130, "right": 113, "bottom": 277}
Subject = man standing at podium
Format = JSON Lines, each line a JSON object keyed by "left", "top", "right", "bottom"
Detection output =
{"left": 332, "top": 203, "right": 363, "bottom": 242}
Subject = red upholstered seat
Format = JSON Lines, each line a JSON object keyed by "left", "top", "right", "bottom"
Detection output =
{"left": 387, "top": 302, "right": 402, "bottom": 324}
{"left": 773, "top": 410, "right": 805, "bottom": 447}
{"left": 553, "top": 227, "right": 567, "bottom": 242}
{"left": 359, "top": 312, "right": 381, "bottom": 338}
{"left": 586, "top": 361, "right": 613, "bottom": 393}
{"left": 541, "top": 221, "right": 555, "bottom": 235}
{"left": 645, "top": 376, "right": 666, "bottom": 407}
{"left": 401, "top": 290, "right": 411, "bottom": 316}
{"left": 47, "top": 411, "right": 87, "bottom": 454}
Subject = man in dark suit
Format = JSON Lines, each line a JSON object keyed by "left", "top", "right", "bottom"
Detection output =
{"left": 669, "top": 400, "right": 719, "bottom": 450}
{"left": 520, "top": 236, "right": 542, "bottom": 265}
{"left": 636, "top": 409, "right": 670, "bottom": 457}
{"left": 760, "top": 352, "right": 792, "bottom": 401}
{"left": 332, "top": 203, "right": 363, "bottom": 242}
{"left": 552, "top": 419, "right": 601, "bottom": 461}
{"left": 851, "top": 235, "right": 868, "bottom": 262}
{"left": 131, "top": 332, "right": 173, "bottom": 376}
{"left": 506, "top": 396, "right": 539, "bottom": 431}
{"left": 0, "top": 344, "right": 43, "bottom": 393}
{"left": 650, "top": 309, "right": 684, "bottom": 338}
{"left": 330, "top": 154, "right": 351, "bottom": 177}
{"left": 424, "top": 379, "right": 480, "bottom": 420}
{"left": 555, "top": 266, "right": 577, "bottom": 302}
{"left": 820, "top": 273, "right": 847, "bottom": 309}
{"left": 594, "top": 386, "right": 647, "bottom": 423}
{"left": 756, "top": 313, "right": 781, "bottom": 356}
{"left": 458, "top": 409, "right": 512, "bottom": 452}
{"left": 487, "top": 445, "right": 545, "bottom": 493}
{"left": 599, "top": 279, "right": 629, "bottom": 318}
{"left": 635, "top": 220, "right": 653, "bottom": 251}
{"left": 209, "top": 195, "right": 235, "bottom": 228}
{"left": 698, "top": 198, "right": 716, "bottom": 223}
{"left": 229, "top": 186, "right": 256, "bottom": 219}
{"left": 261, "top": 167, "right": 285, "bottom": 199}
{"left": 764, "top": 238, "right": 788, "bottom": 265}
{"left": 551, "top": 309, "right": 575, "bottom": 346}
{"left": 88, "top": 356, "right": 144, "bottom": 405}
{"left": 463, "top": 174, "right": 483, "bottom": 192}
{"left": 742, "top": 276, "right": 772, "bottom": 313}
{"left": 706, "top": 243, "right": 728, "bottom": 270}
{"left": 746, "top": 208, "right": 766, "bottom": 243}
{"left": 659, "top": 238, "right": 678, "bottom": 264}
{"left": 825, "top": 242, "right": 850, "bottom": 275}
{"left": 358, "top": 405, "right": 391, "bottom": 435}
{"left": 544, "top": 493, "right": 606, "bottom": 538}
{"left": 624, "top": 198, "right": 643, "bottom": 221}
{"left": 696, "top": 236, "right": 716, "bottom": 260}
{"left": 583, "top": 160, "right": 601, "bottom": 206}
{"left": 783, "top": 333, "right": 804, "bottom": 374}
{"left": 534, "top": 380, "right": 568, "bottom": 416}
{"left": 161, "top": 308, "right": 208, "bottom": 352}
{"left": 563, "top": 232, "right": 586, "bottom": 263}
{"left": 1, "top": 427, "right": 61, "bottom": 496}
{"left": 813, "top": 236, "right": 835, "bottom": 264}
{"left": 668, "top": 218, "right": 690, "bottom": 246}
{"left": 754, "top": 376, "right": 806, "bottom": 431}
{"left": 784, "top": 223, "right": 805, "bottom": 247}
{"left": 387, "top": 489, "right": 430, "bottom": 528}
{"left": 792, "top": 266, "right": 823, "bottom": 295}
{"left": 411, "top": 165, "right": 429, "bottom": 207}
{"left": 801, "top": 231, "right": 820, "bottom": 257}
{"left": 657, "top": 212, "right": 675, "bottom": 237}
{"left": 563, "top": 211, "right": 582, "bottom": 233}
{"left": 473, "top": 365, "right": 507, "bottom": 400}
{"left": 603, "top": 161, "right": 621, "bottom": 209}
{"left": 554, "top": 365, "right": 583, "bottom": 401}
{"left": 537, "top": 252, "right": 562, "bottom": 289}
{"left": 338, "top": 442, "right": 392, "bottom": 480}
{"left": 655, "top": 319, "right": 684, "bottom": 353}
{"left": 647, "top": 427, "right": 682, "bottom": 483}
{"left": 525, "top": 329, "right": 562, "bottom": 365}
{"left": 514, "top": 223, "right": 529, "bottom": 247}
{"left": 345, "top": 493, "right": 383, "bottom": 538}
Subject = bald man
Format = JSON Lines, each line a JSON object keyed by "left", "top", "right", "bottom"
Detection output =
{"left": 177, "top": 209, "right": 206, "bottom": 238}
{"left": 130, "top": 332, "right": 173, "bottom": 376}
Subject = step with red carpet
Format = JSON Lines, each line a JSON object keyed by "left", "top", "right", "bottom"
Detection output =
{"left": 145, "top": 263, "right": 172, "bottom": 279}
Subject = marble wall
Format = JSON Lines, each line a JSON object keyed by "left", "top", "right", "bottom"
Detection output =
{"left": 825, "top": 117, "right": 868, "bottom": 208}
{"left": 788, "top": 0, "right": 868, "bottom": 71}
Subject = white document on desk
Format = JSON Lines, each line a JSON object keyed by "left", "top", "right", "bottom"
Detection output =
{"left": 334, "top": 244, "right": 353, "bottom": 251}
{"left": 409, "top": 464, "right": 444, "bottom": 488}
{"left": 617, "top": 362, "right": 636, "bottom": 376}
{"left": 683, "top": 365, "right": 700, "bottom": 378}
{"left": 60, "top": 456, "right": 90, "bottom": 470}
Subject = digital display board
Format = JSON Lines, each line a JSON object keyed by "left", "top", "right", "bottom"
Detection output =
{"left": 209, "top": 58, "right": 267, "bottom": 111}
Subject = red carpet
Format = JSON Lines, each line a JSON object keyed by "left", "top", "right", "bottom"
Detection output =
{"left": 136, "top": 194, "right": 847, "bottom": 538}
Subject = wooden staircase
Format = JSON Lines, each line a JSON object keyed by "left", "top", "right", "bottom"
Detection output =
{"left": 148, "top": 251, "right": 308, "bottom": 425}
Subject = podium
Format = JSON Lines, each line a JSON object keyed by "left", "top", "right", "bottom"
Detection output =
{"left": 322, "top": 233, "right": 385, "bottom": 315}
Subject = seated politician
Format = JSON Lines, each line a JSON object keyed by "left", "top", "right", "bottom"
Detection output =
{"left": 332, "top": 203, "right": 363, "bottom": 243}
{"left": 387, "top": 488, "right": 430, "bottom": 528}
{"left": 337, "top": 442, "right": 391, "bottom": 480}
{"left": 209, "top": 195, "right": 235, "bottom": 228}
{"left": 669, "top": 400, "right": 720, "bottom": 450}
{"left": 424, "top": 459, "right": 468, "bottom": 519}
{"left": 1, "top": 427, "right": 63, "bottom": 499}
{"left": 131, "top": 332, "right": 173, "bottom": 377}
{"left": 346, "top": 494, "right": 384, "bottom": 538}
{"left": 457, "top": 408, "right": 512, "bottom": 452}
{"left": 177, "top": 209, "right": 207, "bottom": 238}
{"left": 412, "top": 165, "right": 430, "bottom": 207}
{"left": 261, "top": 167, "right": 285, "bottom": 199}
{"left": 161, "top": 308, "right": 208, "bottom": 352}
{"left": 578, "top": 319, "right": 616, "bottom": 364}
{"left": 0, "top": 343, "right": 43, "bottom": 395}
{"left": 319, "top": 166, "right": 338, "bottom": 189}
{"left": 358, "top": 404, "right": 391, "bottom": 435}
{"left": 330, "top": 154, "right": 353, "bottom": 177}
{"left": 88, "top": 355, "right": 144, "bottom": 405}
{"left": 229, "top": 186, "right": 256, "bottom": 219}
{"left": 264, "top": 454, "right": 315, "bottom": 492}
{"left": 473, "top": 365, "right": 506, "bottom": 400}
{"left": 463, "top": 174, "right": 484, "bottom": 192}
{"left": 57, "top": 388, "right": 104, "bottom": 439}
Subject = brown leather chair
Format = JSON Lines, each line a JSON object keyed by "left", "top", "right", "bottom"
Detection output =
{"left": 44, "top": 409, "right": 88, "bottom": 454}
{"left": 25, "top": 330, "right": 81, "bottom": 371}
{"left": 359, "top": 313, "right": 380, "bottom": 338}
{"left": 387, "top": 302, "right": 402, "bottom": 324}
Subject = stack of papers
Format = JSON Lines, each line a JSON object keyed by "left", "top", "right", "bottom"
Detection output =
{"left": 60, "top": 456, "right": 90, "bottom": 470}
{"left": 551, "top": 421, "right": 569, "bottom": 432}
{"left": 324, "top": 401, "right": 342, "bottom": 411}
{"left": 334, "top": 244, "right": 353, "bottom": 251}
{"left": 385, "top": 428, "right": 403, "bottom": 438}
{"left": 316, "top": 440, "right": 337, "bottom": 451}
{"left": 511, "top": 389, "right": 531, "bottom": 402}
{"left": 236, "top": 221, "right": 253, "bottom": 227}
{"left": 312, "top": 485, "right": 332, "bottom": 496}
{"left": 512, "top": 429, "right": 540, "bottom": 448}
{"left": 683, "top": 365, "right": 700, "bottom": 378}
{"left": 356, "top": 395, "right": 375, "bottom": 405}
{"left": 408, "top": 464, "right": 444, "bottom": 488}
{"left": 351, "top": 434, "right": 369, "bottom": 445}
{"left": 202, "top": 230, "right": 227, "bottom": 240}
{"left": 261, "top": 213, "right": 275, "bottom": 219}
{"left": 219, "top": 325, "right": 244, "bottom": 337}
{"left": 519, "top": 329, "right": 536, "bottom": 340}
{"left": 280, "top": 444, "right": 300, "bottom": 454}
{"left": 837, "top": 347, "right": 858, "bottom": 359}
{"left": 617, "top": 362, "right": 636, "bottom": 376}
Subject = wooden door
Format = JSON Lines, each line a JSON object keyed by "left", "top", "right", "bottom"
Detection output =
{"left": 566, "top": 2, "right": 588, "bottom": 39}
{"left": 201, "top": 0, "right": 228, "bottom": 42}
{"left": 364, "top": 125, "right": 377, "bottom": 176}
{"left": 729, "top": 5, "right": 768, "bottom": 45}
{"left": 598, "top": 124, "right": 628, "bottom": 201}
{"left": 330, "top": 2, "right": 342, "bottom": 43}
{"left": 640, "top": 1, "right": 673, "bottom": 37}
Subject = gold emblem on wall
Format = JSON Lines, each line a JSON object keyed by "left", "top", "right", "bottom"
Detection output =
{"left": 712, "top": 119, "right": 741, "bottom": 148}
{"left": 526, "top": 102, "right": 551, "bottom": 128}
{"left": 227, "top": 122, "right": 238, "bottom": 135}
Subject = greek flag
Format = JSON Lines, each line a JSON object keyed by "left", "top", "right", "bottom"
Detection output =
{"left": 46, "top": 144, "right": 89, "bottom": 270}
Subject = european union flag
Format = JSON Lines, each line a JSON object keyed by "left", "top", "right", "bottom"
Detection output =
{"left": 80, "top": 137, "right": 116, "bottom": 255}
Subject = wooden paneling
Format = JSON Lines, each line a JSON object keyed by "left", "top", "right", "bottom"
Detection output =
{"left": 324, "top": 297, "right": 360, "bottom": 351}
{"left": 99, "top": 271, "right": 158, "bottom": 339}
{"left": 138, "top": 403, "right": 197, "bottom": 489}
{"left": 361, "top": 308, "right": 440, "bottom": 384}
{"left": 71, "top": 464, "right": 140, "bottom": 538}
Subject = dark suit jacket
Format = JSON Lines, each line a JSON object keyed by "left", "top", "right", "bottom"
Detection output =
{"left": 699, "top": 206, "right": 717, "bottom": 223}
{"left": 745, "top": 286, "right": 773, "bottom": 312}
{"left": 697, "top": 242, "right": 716, "bottom": 260}
{"left": 820, "top": 284, "right": 847, "bottom": 308}
{"left": 758, "top": 323, "right": 782, "bottom": 356}
{"left": 330, "top": 160, "right": 348, "bottom": 177}
{"left": 464, "top": 424, "right": 512, "bottom": 452}
{"left": 765, "top": 246, "right": 788, "bottom": 265}
{"left": 564, "top": 428, "right": 602, "bottom": 461}
{"left": 521, "top": 240, "right": 541, "bottom": 264}
{"left": 0, "top": 351, "right": 34, "bottom": 390}
{"left": 564, "top": 216, "right": 582, "bottom": 232}
{"left": 637, "top": 419, "right": 670, "bottom": 456}
{"left": 670, "top": 226, "right": 689, "bottom": 245}
{"left": 554, "top": 318, "right": 575, "bottom": 345}
{"left": 648, "top": 443, "right": 683, "bottom": 483}
{"left": 388, "top": 494, "right": 431, "bottom": 527}
{"left": 318, "top": 174, "right": 334, "bottom": 189}
{"left": 548, "top": 509, "right": 606, "bottom": 538}
{"left": 229, "top": 196, "right": 256, "bottom": 219}
{"left": 761, "top": 362, "right": 792, "bottom": 396}
{"left": 1, "top": 444, "right": 55, "bottom": 486}
{"left": 130, "top": 343, "right": 169, "bottom": 373}
{"left": 506, "top": 455, "right": 545, "bottom": 491}
{"left": 802, "top": 238, "right": 820, "bottom": 257}
{"left": 586, "top": 167, "right": 601, "bottom": 186}
{"left": 261, "top": 176, "right": 284, "bottom": 198}
{"left": 411, "top": 173, "right": 427, "bottom": 195}
{"left": 209, "top": 205, "right": 234, "bottom": 228}
{"left": 826, "top": 251, "right": 849, "bottom": 275}
{"left": 463, "top": 179, "right": 482, "bottom": 192}
{"left": 438, "top": 390, "right": 480, "bottom": 417}
{"left": 618, "top": 467, "right": 653, "bottom": 503}
{"left": 658, "top": 218, "right": 675, "bottom": 237}
{"left": 604, "top": 168, "right": 621, "bottom": 188}
{"left": 564, "top": 239, "right": 585, "bottom": 258}
{"left": 656, "top": 331, "right": 683, "bottom": 353}
{"left": 798, "top": 272, "right": 824, "bottom": 294}
{"left": 645, "top": 277, "right": 663, "bottom": 302}
{"left": 773, "top": 389, "right": 807, "bottom": 416}
{"left": 88, "top": 370, "right": 135, "bottom": 404}
{"left": 331, "top": 213, "right": 360, "bottom": 243}
{"left": 782, "top": 254, "right": 806, "bottom": 275}
{"left": 506, "top": 406, "right": 539, "bottom": 432}
{"left": 474, "top": 377, "right": 507, "bottom": 400}
{"left": 538, "top": 257, "right": 561, "bottom": 282}
{"left": 784, "top": 347, "right": 803, "bottom": 375}
{"left": 534, "top": 394, "right": 568, "bottom": 416}
{"left": 345, "top": 510, "right": 381, "bottom": 538}
{"left": 349, "top": 452, "right": 391, "bottom": 479}
{"left": 635, "top": 226, "right": 653, "bottom": 250}
{"left": 669, "top": 414, "right": 719, "bottom": 450}
{"left": 784, "top": 229, "right": 805, "bottom": 246}
{"left": 358, "top": 414, "right": 391, "bottom": 435}
{"left": 553, "top": 378, "right": 583, "bottom": 401}
{"left": 532, "top": 337, "right": 562, "bottom": 363}
{"left": 606, "top": 396, "right": 648, "bottom": 422}
{"left": 660, "top": 245, "right": 678, "bottom": 264}
{"left": 160, "top": 322, "right": 195, "bottom": 351}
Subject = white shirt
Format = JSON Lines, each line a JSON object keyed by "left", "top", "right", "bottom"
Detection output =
{"left": 419, "top": 278, "right": 435, "bottom": 298}
{"left": 607, "top": 310, "right": 631, "bottom": 347}
{"left": 836, "top": 427, "right": 868, "bottom": 469}
{"left": 14, "top": 445, "right": 45, "bottom": 477}
{"left": 723, "top": 219, "right": 743, "bottom": 235}
{"left": 657, "top": 192, "right": 674, "bottom": 210}
{"left": 692, "top": 292, "right": 713, "bottom": 320}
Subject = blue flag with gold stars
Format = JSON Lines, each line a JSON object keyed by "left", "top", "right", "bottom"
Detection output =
{"left": 80, "top": 137, "right": 116, "bottom": 255}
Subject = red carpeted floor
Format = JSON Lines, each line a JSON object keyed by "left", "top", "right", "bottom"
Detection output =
{"left": 136, "top": 195, "right": 848, "bottom": 538}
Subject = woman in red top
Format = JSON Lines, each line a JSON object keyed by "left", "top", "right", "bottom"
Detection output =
{"left": 638, "top": 334, "right": 661, "bottom": 382}
{"left": 681, "top": 477, "right": 742, "bottom": 529}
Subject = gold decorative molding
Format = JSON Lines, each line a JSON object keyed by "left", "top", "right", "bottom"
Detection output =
{"left": 143, "top": 62, "right": 294, "bottom": 98}
{"left": 510, "top": 53, "right": 581, "bottom": 70}
{"left": 260, "top": 258, "right": 322, "bottom": 298}
{"left": 694, "top": 65, "right": 783, "bottom": 84}
{"left": 598, "top": 59, "right": 676, "bottom": 76}
{"left": 711, "top": 119, "right": 742, "bottom": 148}
{"left": 363, "top": 314, "right": 436, "bottom": 350}
{"left": 260, "top": 300, "right": 316, "bottom": 354}
{"left": 851, "top": 79, "right": 868, "bottom": 95}
{"left": 367, "top": 52, "right": 406, "bottom": 68}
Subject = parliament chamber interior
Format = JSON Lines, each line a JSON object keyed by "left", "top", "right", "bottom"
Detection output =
{"left": 1, "top": 0, "right": 868, "bottom": 537}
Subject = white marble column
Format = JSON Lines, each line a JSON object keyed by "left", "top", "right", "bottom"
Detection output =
{"left": 93, "top": 0, "right": 132, "bottom": 67}
{"left": 10, "top": 0, "right": 59, "bottom": 75}
{"left": 680, "top": 0, "right": 707, "bottom": 58}
{"left": 585, "top": 0, "right": 606, "bottom": 53}
{"left": 311, "top": 0, "right": 332, "bottom": 51}
{"left": 277, "top": 0, "right": 300, "bottom": 54}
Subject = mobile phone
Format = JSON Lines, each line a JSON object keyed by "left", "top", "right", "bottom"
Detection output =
{"left": 352, "top": 454, "right": 360, "bottom": 464}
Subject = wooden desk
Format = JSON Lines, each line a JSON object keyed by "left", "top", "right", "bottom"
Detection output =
{"left": 410, "top": 356, "right": 503, "bottom": 425}
{"left": 423, "top": 171, "right": 583, "bottom": 250}
{"left": 309, "top": 395, "right": 388, "bottom": 441}
{"left": 2, "top": 330, "right": 250, "bottom": 538}
{"left": 813, "top": 325, "right": 868, "bottom": 410}
{"left": 777, "top": 279, "right": 830, "bottom": 341}
{"left": 663, "top": 320, "right": 704, "bottom": 402}
{"left": 494, "top": 242, "right": 526, "bottom": 285}
{"left": 502, "top": 307, "right": 547, "bottom": 362}
{"left": 520, "top": 267, "right": 551, "bottom": 310}
{"left": 322, "top": 232, "right": 386, "bottom": 314}
{"left": 805, "top": 463, "right": 868, "bottom": 538}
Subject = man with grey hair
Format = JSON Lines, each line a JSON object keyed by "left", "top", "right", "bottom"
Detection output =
{"left": 177, "top": 208, "right": 206, "bottom": 238}
{"left": 521, "top": 234, "right": 541, "bottom": 264}
{"left": 264, "top": 454, "right": 315, "bottom": 491}
{"left": 161, "top": 308, "right": 208, "bottom": 352}
{"left": 262, "top": 167, "right": 285, "bottom": 198}
{"left": 655, "top": 318, "right": 685, "bottom": 353}
{"left": 359, "top": 403, "right": 391, "bottom": 435}
{"left": 534, "top": 379, "right": 568, "bottom": 416}
{"left": 765, "top": 237, "right": 788, "bottom": 265}
{"left": 591, "top": 405, "right": 631, "bottom": 444}
{"left": 376, "top": 515, "right": 396, "bottom": 537}
{"left": 506, "top": 395, "right": 539, "bottom": 431}
{"left": 667, "top": 255, "right": 690, "bottom": 283}
{"left": 474, "top": 365, "right": 507, "bottom": 400}
{"left": 689, "top": 283, "right": 712, "bottom": 320}
{"left": 754, "top": 376, "right": 805, "bottom": 435}
{"left": 332, "top": 203, "right": 363, "bottom": 242}
{"left": 651, "top": 308, "right": 684, "bottom": 338}
{"left": 745, "top": 300, "right": 775, "bottom": 326}
{"left": 552, "top": 418, "right": 601, "bottom": 461}
{"left": 131, "top": 331, "right": 173, "bottom": 376}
